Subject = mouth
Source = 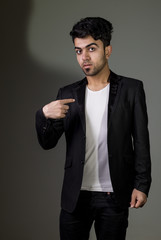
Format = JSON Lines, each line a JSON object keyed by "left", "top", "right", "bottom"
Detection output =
{"left": 83, "top": 64, "right": 92, "bottom": 69}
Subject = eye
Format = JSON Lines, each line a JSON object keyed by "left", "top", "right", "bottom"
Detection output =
{"left": 75, "top": 49, "right": 82, "bottom": 55}
{"left": 89, "top": 47, "right": 95, "bottom": 52}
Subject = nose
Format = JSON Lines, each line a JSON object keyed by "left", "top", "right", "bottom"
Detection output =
{"left": 82, "top": 50, "right": 90, "bottom": 61}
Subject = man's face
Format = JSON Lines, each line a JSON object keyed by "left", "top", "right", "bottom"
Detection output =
{"left": 74, "top": 36, "right": 111, "bottom": 76}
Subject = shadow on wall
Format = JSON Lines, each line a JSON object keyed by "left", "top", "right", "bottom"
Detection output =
{"left": 1, "top": 0, "right": 77, "bottom": 149}
{"left": 1, "top": 1, "right": 76, "bottom": 239}
{"left": 1, "top": 0, "right": 76, "bottom": 111}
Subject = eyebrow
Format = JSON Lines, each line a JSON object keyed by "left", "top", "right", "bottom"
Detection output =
{"left": 74, "top": 43, "right": 99, "bottom": 50}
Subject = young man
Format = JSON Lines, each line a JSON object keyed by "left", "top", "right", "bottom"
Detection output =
{"left": 36, "top": 17, "right": 151, "bottom": 240}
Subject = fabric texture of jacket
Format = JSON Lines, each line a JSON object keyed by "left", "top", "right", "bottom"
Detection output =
{"left": 35, "top": 71, "right": 151, "bottom": 213}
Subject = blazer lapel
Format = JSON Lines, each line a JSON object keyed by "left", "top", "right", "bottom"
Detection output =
{"left": 108, "top": 71, "right": 122, "bottom": 129}
{"left": 73, "top": 78, "right": 87, "bottom": 134}
{"left": 72, "top": 71, "right": 122, "bottom": 133}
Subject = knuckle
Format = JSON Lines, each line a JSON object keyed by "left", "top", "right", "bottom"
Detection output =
{"left": 58, "top": 110, "right": 62, "bottom": 115}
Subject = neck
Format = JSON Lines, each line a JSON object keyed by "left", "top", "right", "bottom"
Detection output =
{"left": 86, "top": 65, "right": 110, "bottom": 91}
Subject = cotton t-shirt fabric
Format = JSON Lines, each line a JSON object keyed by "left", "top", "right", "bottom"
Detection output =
{"left": 81, "top": 84, "right": 113, "bottom": 192}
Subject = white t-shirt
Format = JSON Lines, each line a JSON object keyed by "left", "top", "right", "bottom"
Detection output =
{"left": 81, "top": 84, "right": 113, "bottom": 192}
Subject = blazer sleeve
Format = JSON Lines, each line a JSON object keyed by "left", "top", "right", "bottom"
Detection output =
{"left": 35, "top": 88, "right": 64, "bottom": 150}
{"left": 132, "top": 81, "right": 152, "bottom": 196}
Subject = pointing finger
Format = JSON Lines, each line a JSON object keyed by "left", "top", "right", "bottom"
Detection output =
{"left": 60, "top": 99, "right": 75, "bottom": 104}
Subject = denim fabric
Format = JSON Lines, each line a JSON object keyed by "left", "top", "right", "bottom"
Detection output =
{"left": 60, "top": 191, "right": 129, "bottom": 240}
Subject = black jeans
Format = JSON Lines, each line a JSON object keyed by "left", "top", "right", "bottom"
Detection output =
{"left": 60, "top": 191, "right": 129, "bottom": 240}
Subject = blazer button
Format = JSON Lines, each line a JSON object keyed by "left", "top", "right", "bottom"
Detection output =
{"left": 81, "top": 160, "right": 85, "bottom": 165}
{"left": 42, "top": 126, "right": 47, "bottom": 133}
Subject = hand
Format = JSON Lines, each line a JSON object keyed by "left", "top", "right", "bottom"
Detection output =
{"left": 43, "top": 99, "right": 75, "bottom": 119}
{"left": 130, "top": 188, "right": 147, "bottom": 208}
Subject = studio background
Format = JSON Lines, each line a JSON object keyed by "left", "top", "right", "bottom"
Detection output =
{"left": 1, "top": 0, "right": 161, "bottom": 239}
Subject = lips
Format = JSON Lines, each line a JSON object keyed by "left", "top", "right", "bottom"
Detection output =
{"left": 83, "top": 63, "right": 92, "bottom": 68}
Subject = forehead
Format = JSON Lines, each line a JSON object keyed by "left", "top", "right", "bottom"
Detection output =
{"left": 74, "top": 36, "right": 103, "bottom": 48}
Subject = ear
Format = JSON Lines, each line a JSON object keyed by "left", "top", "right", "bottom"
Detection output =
{"left": 105, "top": 45, "right": 112, "bottom": 59}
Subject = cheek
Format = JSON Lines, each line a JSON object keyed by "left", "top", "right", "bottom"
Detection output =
{"left": 76, "top": 56, "right": 82, "bottom": 65}
{"left": 99, "top": 53, "right": 107, "bottom": 63}
{"left": 92, "top": 52, "right": 104, "bottom": 62}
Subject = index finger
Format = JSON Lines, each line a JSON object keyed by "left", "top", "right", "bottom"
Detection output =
{"left": 60, "top": 99, "right": 75, "bottom": 104}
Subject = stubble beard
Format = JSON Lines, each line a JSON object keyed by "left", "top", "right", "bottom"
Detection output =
{"left": 82, "top": 58, "right": 107, "bottom": 77}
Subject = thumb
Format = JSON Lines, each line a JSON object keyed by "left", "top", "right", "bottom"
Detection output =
{"left": 130, "top": 192, "right": 137, "bottom": 208}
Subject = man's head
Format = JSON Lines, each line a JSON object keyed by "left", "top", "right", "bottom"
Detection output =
{"left": 70, "top": 17, "right": 113, "bottom": 77}
{"left": 70, "top": 17, "right": 113, "bottom": 48}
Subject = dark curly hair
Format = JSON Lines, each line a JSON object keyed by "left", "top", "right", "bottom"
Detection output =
{"left": 70, "top": 17, "right": 113, "bottom": 47}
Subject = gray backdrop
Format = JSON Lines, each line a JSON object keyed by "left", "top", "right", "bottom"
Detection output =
{"left": 1, "top": 0, "right": 161, "bottom": 239}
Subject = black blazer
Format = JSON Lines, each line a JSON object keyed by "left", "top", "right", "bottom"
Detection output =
{"left": 36, "top": 71, "right": 151, "bottom": 213}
